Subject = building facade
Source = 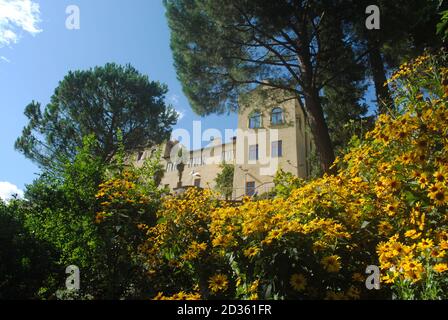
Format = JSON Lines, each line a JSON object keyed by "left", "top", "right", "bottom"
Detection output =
{"left": 135, "top": 93, "right": 312, "bottom": 199}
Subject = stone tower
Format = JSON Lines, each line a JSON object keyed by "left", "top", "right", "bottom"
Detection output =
{"left": 232, "top": 91, "right": 312, "bottom": 199}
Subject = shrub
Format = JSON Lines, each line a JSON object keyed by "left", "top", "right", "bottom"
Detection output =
{"left": 141, "top": 50, "right": 448, "bottom": 300}
{"left": 0, "top": 199, "right": 58, "bottom": 299}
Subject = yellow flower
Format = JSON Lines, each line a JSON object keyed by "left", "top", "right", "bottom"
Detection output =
{"left": 400, "top": 258, "right": 424, "bottom": 283}
{"left": 208, "top": 274, "right": 229, "bottom": 293}
{"left": 391, "top": 241, "right": 410, "bottom": 256}
{"left": 430, "top": 248, "right": 445, "bottom": 258}
{"left": 153, "top": 292, "right": 165, "bottom": 300}
{"left": 417, "top": 238, "right": 434, "bottom": 251}
{"left": 244, "top": 246, "right": 260, "bottom": 258}
{"left": 378, "top": 163, "right": 391, "bottom": 173}
{"left": 438, "top": 231, "right": 448, "bottom": 242}
{"left": 404, "top": 229, "right": 421, "bottom": 239}
{"left": 418, "top": 173, "right": 429, "bottom": 188}
{"left": 290, "top": 274, "right": 307, "bottom": 291}
{"left": 387, "top": 177, "right": 401, "bottom": 191}
{"left": 321, "top": 255, "right": 341, "bottom": 273}
{"left": 440, "top": 240, "right": 448, "bottom": 250}
{"left": 433, "top": 263, "right": 448, "bottom": 273}
{"left": 249, "top": 279, "right": 259, "bottom": 293}
{"left": 267, "top": 229, "right": 283, "bottom": 240}
{"left": 384, "top": 201, "right": 400, "bottom": 216}
{"left": 429, "top": 186, "right": 448, "bottom": 206}
{"left": 249, "top": 293, "right": 258, "bottom": 300}
{"left": 378, "top": 221, "right": 393, "bottom": 235}
{"left": 433, "top": 170, "right": 446, "bottom": 183}
{"left": 312, "top": 240, "right": 328, "bottom": 252}
{"left": 182, "top": 241, "right": 208, "bottom": 260}
{"left": 381, "top": 273, "right": 396, "bottom": 284}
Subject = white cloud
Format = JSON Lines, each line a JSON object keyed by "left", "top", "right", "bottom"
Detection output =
{"left": 0, "top": 181, "right": 24, "bottom": 202}
{"left": 0, "top": 55, "right": 10, "bottom": 62}
{"left": 175, "top": 109, "right": 185, "bottom": 120}
{"left": 0, "top": 0, "right": 42, "bottom": 47}
{"left": 168, "top": 94, "right": 185, "bottom": 120}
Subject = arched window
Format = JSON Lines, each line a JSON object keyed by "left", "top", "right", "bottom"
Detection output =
{"left": 249, "top": 111, "right": 262, "bottom": 129}
{"left": 271, "top": 107, "right": 284, "bottom": 125}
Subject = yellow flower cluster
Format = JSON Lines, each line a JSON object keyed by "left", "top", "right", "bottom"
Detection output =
{"left": 140, "top": 51, "right": 448, "bottom": 299}
{"left": 95, "top": 170, "right": 150, "bottom": 224}
{"left": 386, "top": 54, "right": 430, "bottom": 84}
{"left": 153, "top": 291, "right": 201, "bottom": 300}
{"left": 181, "top": 241, "right": 208, "bottom": 261}
{"left": 378, "top": 231, "right": 448, "bottom": 285}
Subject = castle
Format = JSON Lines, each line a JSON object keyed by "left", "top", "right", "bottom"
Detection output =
{"left": 135, "top": 92, "right": 313, "bottom": 199}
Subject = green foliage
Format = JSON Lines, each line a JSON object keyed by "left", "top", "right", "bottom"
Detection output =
{"left": 22, "top": 136, "right": 105, "bottom": 297}
{"left": 0, "top": 199, "right": 58, "bottom": 299}
{"left": 93, "top": 149, "right": 167, "bottom": 298}
{"left": 214, "top": 163, "right": 234, "bottom": 200}
{"left": 318, "top": 1, "right": 369, "bottom": 153}
{"left": 15, "top": 63, "right": 178, "bottom": 170}
{"left": 134, "top": 148, "right": 166, "bottom": 188}
{"left": 18, "top": 136, "right": 165, "bottom": 299}
{"left": 347, "top": 0, "right": 444, "bottom": 113}
{"left": 273, "top": 169, "right": 304, "bottom": 198}
{"left": 437, "top": 10, "right": 448, "bottom": 41}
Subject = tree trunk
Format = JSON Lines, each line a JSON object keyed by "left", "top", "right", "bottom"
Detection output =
{"left": 367, "top": 37, "right": 395, "bottom": 113}
{"left": 303, "top": 90, "right": 336, "bottom": 173}
{"left": 298, "top": 43, "right": 335, "bottom": 173}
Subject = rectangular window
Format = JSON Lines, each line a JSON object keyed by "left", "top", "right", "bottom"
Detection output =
{"left": 249, "top": 144, "right": 259, "bottom": 161}
{"left": 245, "top": 181, "right": 256, "bottom": 196}
{"left": 194, "top": 179, "right": 201, "bottom": 187}
{"left": 271, "top": 140, "right": 283, "bottom": 158}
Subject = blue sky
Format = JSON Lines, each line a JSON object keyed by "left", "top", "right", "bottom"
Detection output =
{"left": 0, "top": 0, "right": 237, "bottom": 198}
